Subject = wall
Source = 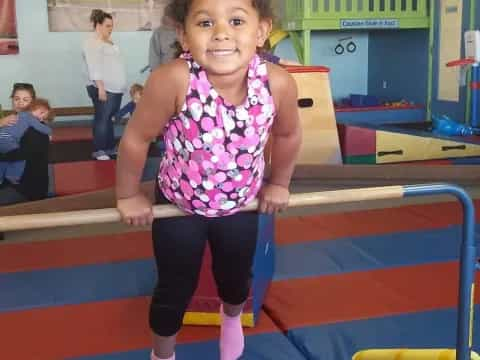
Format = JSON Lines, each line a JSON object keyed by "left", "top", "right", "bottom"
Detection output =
{"left": 367, "top": 0, "right": 479, "bottom": 123}
{"left": 368, "top": 29, "right": 430, "bottom": 106}
{"left": 3, "top": 1, "right": 477, "bottom": 125}
{"left": 275, "top": 31, "right": 369, "bottom": 101}
{"left": 0, "top": 0, "right": 151, "bottom": 109}
{"left": 1, "top": 2, "right": 368, "bottom": 109}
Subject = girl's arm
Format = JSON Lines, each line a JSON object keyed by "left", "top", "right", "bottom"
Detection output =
{"left": 259, "top": 64, "right": 302, "bottom": 213}
{"left": 115, "top": 59, "right": 188, "bottom": 225}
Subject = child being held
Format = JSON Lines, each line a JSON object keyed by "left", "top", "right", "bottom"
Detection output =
{"left": 115, "top": 83, "right": 143, "bottom": 123}
{"left": 0, "top": 98, "right": 53, "bottom": 184}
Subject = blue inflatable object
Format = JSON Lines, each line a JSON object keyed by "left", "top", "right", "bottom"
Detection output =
{"left": 432, "top": 115, "right": 479, "bottom": 136}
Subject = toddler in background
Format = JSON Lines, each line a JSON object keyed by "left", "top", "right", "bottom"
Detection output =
{"left": 115, "top": 83, "right": 144, "bottom": 123}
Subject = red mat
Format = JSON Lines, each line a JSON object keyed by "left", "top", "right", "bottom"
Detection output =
{"left": 264, "top": 261, "right": 480, "bottom": 330}
{"left": 276, "top": 199, "right": 480, "bottom": 245}
{"left": 51, "top": 127, "right": 92, "bottom": 143}
{"left": 53, "top": 160, "right": 116, "bottom": 196}
{"left": 1, "top": 200, "right": 478, "bottom": 273}
{"left": 0, "top": 304, "right": 277, "bottom": 360}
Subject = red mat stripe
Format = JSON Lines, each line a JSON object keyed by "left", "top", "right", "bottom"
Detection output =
{"left": 53, "top": 160, "right": 116, "bottom": 196}
{"left": 276, "top": 200, "right": 480, "bottom": 245}
{"left": 51, "top": 127, "right": 92, "bottom": 142}
{"left": 1, "top": 200, "right": 478, "bottom": 273}
{"left": 0, "top": 302, "right": 276, "bottom": 360}
{"left": 1, "top": 261, "right": 477, "bottom": 359}
{"left": 0, "top": 232, "right": 152, "bottom": 273}
{"left": 264, "top": 261, "right": 480, "bottom": 331}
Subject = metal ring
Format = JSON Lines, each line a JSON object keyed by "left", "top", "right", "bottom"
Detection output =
{"left": 346, "top": 41, "right": 357, "bottom": 53}
{"left": 335, "top": 44, "right": 344, "bottom": 55}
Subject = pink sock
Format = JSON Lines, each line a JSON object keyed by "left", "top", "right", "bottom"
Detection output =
{"left": 151, "top": 350, "right": 175, "bottom": 360}
{"left": 220, "top": 305, "right": 245, "bottom": 360}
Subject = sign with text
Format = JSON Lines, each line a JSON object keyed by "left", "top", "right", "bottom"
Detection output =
{"left": 340, "top": 19, "right": 400, "bottom": 29}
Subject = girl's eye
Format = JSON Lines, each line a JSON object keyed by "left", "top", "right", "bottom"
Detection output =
{"left": 198, "top": 20, "right": 213, "bottom": 27}
{"left": 231, "top": 18, "right": 244, "bottom": 26}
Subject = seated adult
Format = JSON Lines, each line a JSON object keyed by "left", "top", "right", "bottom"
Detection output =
{"left": 0, "top": 83, "right": 50, "bottom": 205}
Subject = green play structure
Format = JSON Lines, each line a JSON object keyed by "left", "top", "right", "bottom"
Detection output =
{"left": 282, "top": 0, "right": 430, "bottom": 65}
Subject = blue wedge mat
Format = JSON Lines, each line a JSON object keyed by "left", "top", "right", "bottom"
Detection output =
{"left": 285, "top": 306, "right": 480, "bottom": 359}
{"left": 274, "top": 225, "right": 480, "bottom": 280}
{"left": 0, "top": 259, "right": 156, "bottom": 312}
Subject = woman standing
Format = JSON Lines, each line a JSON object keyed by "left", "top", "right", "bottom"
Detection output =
{"left": 82, "top": 9, "right": 126, "bottom": 160}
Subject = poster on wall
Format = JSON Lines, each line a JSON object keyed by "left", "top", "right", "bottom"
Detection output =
{"left": 0, "top": 0, "right": 19, "bottom": 55}
{"left": 47, "top": 0, "right": 168, "bottom": 32}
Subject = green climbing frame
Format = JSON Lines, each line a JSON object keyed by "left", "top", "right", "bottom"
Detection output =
{"left": 282, "top": 0, "right": 430, "bottom": 64}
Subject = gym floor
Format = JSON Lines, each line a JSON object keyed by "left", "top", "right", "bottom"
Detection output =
{"left": 1, "top": 180, "right": 479, "bottom": 359}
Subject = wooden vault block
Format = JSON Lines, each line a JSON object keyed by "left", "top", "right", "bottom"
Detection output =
{"left": 288, "top": 67, "right": 342, "bottom": 165}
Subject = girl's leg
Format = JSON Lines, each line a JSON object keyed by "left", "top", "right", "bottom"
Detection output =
{"left": 150, "top": 196, "right": 209, "bottom": 358}
{"left": 151, "top": 334, "right": 176, "bottom": 359}
{"left": 209, "top": 212, "right": 259, "bottom": 360}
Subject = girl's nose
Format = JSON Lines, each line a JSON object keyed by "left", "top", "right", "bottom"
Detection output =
{"left": 213, "top": 24, "right": 230, "bottom": 41}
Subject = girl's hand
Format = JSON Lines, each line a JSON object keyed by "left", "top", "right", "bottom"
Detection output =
{"left": 258, "top": 183, "right": 290, "bottom": 214}
{"left": 117, "top": 193, "right": 154, "bottom": 226}
{"left": 0, "top": 114, "right": 18, "bottom": 127}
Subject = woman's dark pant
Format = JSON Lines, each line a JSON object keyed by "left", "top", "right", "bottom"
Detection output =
{"left": 149, "top": 192, "right": 259, "bottom": 336}
{"left": 86, "top": 85, "right": 123, "bottom": 156}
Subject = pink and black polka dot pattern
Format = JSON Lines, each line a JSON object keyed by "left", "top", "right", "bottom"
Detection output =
{"left": 158, "top": 54, "right": 276, "bottom": 217}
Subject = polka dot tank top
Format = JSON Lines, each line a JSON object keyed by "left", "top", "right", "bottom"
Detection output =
{"left": 158, "top": 54, "right": 275, "bottom": 217}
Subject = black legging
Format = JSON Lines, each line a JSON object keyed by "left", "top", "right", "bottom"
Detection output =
{"left": 149, "top": 189, "right": 259, "bottom": 336}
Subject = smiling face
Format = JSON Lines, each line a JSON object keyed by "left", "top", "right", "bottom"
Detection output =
{"left": 178, "top": 0, "right": 271, "bottom": 76}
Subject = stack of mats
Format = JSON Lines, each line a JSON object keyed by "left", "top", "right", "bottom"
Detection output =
{"left": 48, "top": 157, "right": 161, "bottom": 197}
{"left": 49, "top": 123, "right": 164, "bottom": 163}
{"left": 0, "top": 198, "right": 479, "bottom": 359}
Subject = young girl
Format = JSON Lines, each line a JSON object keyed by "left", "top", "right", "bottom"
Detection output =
{"left": 116, "top": 1, "right": 302, "bottom": 359}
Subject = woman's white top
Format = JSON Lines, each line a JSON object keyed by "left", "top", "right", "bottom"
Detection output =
{"left": 82, "top": 34, "right": 127, "bottom": 94}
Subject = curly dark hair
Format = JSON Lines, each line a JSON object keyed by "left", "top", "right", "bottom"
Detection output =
{"left": 89, "top": 9, "right": 113, "bottom": 28}
{"left": 165, "top": 0, "right": 274, "bottom": 26}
